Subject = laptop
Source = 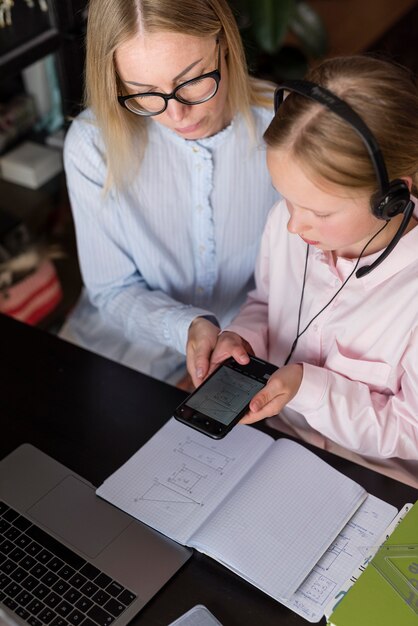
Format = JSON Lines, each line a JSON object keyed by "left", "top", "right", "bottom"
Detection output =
{"left": 0, "top": 444, "right": 192, "bottom": 626}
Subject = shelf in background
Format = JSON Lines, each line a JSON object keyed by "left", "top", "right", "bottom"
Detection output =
{"left": 0, "top": 1, "right": 61, "bottom": 78}
{"left": 0, "top": 172, "right": 82, "bottom": 332}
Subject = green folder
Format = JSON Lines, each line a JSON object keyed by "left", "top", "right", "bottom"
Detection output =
{"left": 328, "top": 501, "right": 418, "bottom": 626}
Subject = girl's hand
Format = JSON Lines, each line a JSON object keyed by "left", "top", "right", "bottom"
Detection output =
{"left": 186, "top": 317, "right": 221, "bottom": 388}
{"left": 240, "top": 364, "right": 303, "bottom": 425}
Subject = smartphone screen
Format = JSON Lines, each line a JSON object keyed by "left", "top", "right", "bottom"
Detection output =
{"left": 186, "top": 365, "right": 265, "bottom": 425}
{"left": 174, "top": 356, "right": 278, "bottom": 438}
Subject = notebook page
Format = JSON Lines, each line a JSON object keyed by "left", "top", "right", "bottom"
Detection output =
{"left": 190, "top": 438, "right": 366, "bottom": 602}
{"left": 96, "top": 418, "right": 273, "bottom": 545}
{"left": 323, "top": 502, "right": 411, "bottom": 621}
{"left": 283, "top": 493, "right": 397, "bottom": 622}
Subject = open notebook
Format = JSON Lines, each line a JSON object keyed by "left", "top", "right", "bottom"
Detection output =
{"left": 96, "top": 419, "right": 397, "bottom": 622}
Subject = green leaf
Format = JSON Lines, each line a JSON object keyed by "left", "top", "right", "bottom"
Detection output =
{"left": 247, "top": 0, "right": 295, "bottom": 55}
{"left": 289, "top": 1, "right": 328, "bottom": 58}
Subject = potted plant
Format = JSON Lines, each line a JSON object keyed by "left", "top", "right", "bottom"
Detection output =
{"left": 229, "top": 0, "right": 328, "bottom": 80}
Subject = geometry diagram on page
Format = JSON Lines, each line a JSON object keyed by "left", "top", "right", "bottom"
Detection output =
{"left": 135, "top": 480, "right": 203, "bottom": 508}
{"left": 167, "top": 464, "right": 207, "bottom": 492}
{"left": 317, "top": 537, "right": 352, "bottom": 570}
{"left": 175, "top": 438, "right": 235, "bottom": 472}
{"left": 298, "top": 570, "right": 336, "bottom": 605}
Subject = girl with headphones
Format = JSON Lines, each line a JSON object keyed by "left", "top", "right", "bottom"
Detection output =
{"left": 187, "top": 55, "right": 418, "bottom": 486}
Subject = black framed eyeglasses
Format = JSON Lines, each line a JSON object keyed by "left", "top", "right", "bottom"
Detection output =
{"left": 118, "top": 40, "right": 221, "bottom": 117}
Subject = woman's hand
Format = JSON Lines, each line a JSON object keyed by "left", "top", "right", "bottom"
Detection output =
{"left": 208, "top": 331, "right": 255, "bottom": 375}
{"left": 187, "top": 322, "right": 255, "bottom": 387}
{"left": 186, "top": 317, "right": 221, "bottom": 388}
{"left": 240, "top": 364, "right": 303, "bottom": 425}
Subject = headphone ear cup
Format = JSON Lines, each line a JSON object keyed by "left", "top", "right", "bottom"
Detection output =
{"left": 371, "top": 179, "right": 411, "bottom": 220}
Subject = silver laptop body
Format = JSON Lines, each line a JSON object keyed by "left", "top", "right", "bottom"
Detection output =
{"left": 0, "top": 444, "right": 191, "bottom": 626}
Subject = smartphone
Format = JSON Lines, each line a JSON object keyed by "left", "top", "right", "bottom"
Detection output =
{"left": 174, "top": 355, "right": 278, "bottom": 439}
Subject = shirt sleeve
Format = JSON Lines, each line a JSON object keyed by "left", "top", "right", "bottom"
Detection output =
{"left": 288, "top": 327, "right": 418, "bottom": 460}
{"left": 64, "top": 118, "right": 215, "bottom": 355}
{"left": 226, "top": 210, "right": 273, "bottom": 359}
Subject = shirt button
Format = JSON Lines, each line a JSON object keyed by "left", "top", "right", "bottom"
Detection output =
{"left": 196, "top": 204, "right": 203, "bottom": 212}
{"left": 334, "top": 279, "right": 340, "bottom": 288}
{"left": 313, "top": 324, "right": 319, "bottom": 332}
{"left": 199, "top": 244, "right": 205, "bottom": 254}
{"left": 197, "top": 287, "right": 204, "bottom": 294}
{"left": 196, "top": 163, "right": 202, "bottom": 170}
{"left": 192, "top": 146, "right": 199, "bottom": 153}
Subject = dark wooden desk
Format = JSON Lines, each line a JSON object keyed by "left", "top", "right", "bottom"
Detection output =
{"left": 1, "top": 313, "right": 416, "bottom": 625}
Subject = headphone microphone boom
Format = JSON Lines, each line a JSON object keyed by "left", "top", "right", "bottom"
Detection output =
{"left": 355, "top": 201, "right": 414, "bottom": 277}
{"left": 274, "top": 81, "right": 415, "bottom": 278}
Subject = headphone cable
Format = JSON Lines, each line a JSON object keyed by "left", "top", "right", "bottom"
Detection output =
{"left": 283, "top": 221, "right": 389, "bottom": 366}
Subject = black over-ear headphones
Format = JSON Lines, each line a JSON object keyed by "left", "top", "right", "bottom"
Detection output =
{"left": 274, "top": 80, "right": 415, "bottom": 277}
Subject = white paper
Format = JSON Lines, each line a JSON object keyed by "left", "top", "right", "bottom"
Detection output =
{"left": 190, "top": 439, "right": 367, "bottom": 601}
{"left": 323, "top": 501, "right": 411, "bottom": 622}
{"left": 96, "top": 418, "right": 272, "bottom": 544}
{"left": 98, "top": 419, "right": 368, "bottom": 604}
{"left": 283, "top": 493, "right": 398, "bottom": 622}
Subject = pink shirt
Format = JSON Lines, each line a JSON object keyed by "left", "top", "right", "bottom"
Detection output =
{"left": 228, "top": 198, "right": 418, "bottom": 481}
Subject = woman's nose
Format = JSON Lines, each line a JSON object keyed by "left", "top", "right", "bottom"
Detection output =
{"left": 165, "top": 98, "right": 188, "bottom": 122}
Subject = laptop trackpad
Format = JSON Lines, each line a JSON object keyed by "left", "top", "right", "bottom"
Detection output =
{"left": 28, "top": 475, "right": 131, "bottom": 559}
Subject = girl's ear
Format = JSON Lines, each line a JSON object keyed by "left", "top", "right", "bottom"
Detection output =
{"left": 400, "top": 176, "right": 413, "bottom": 192}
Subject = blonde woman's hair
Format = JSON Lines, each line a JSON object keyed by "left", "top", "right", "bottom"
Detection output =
{"left": 264, "top": 55, "right": 418, "bottom": 198}
{"left": 85, "top": 0, "right": 273, "bottom": 188}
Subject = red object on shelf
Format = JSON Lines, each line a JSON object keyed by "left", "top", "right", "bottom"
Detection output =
{"left": 0, "top": 259, "right": 62, "bottom": 325}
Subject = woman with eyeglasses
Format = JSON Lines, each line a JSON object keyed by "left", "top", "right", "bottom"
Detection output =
{"left": 60, "top": 0, "right": 279, "bottom": 384}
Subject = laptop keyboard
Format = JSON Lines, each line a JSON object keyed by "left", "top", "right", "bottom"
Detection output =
{"left": 0, "top": 502, "right": 137, "bottom": 626}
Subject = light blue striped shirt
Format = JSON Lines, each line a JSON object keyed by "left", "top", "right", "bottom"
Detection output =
{"left": 61, "top": 106, "right": 279, "bottom": 380}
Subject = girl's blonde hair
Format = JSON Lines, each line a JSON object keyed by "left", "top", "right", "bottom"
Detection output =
{"left": 86, "top": 0, "right": 273, "bottom": 188}
{"left": 264, "top": 55, "right": 418, "bottom": 198}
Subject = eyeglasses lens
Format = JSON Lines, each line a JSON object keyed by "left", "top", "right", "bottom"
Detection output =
{"left": 124, "top": 76, "right": 218, "bottom": 115}
{"left": 176, "top": 77, "right": 218, "bottom": 103}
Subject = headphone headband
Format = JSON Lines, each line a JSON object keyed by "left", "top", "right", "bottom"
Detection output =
{"left": 273, "top": 79, "right": 414, "bottom": 277}
{"left": 274, "top": 80, "right": 391, "bottom": 197}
